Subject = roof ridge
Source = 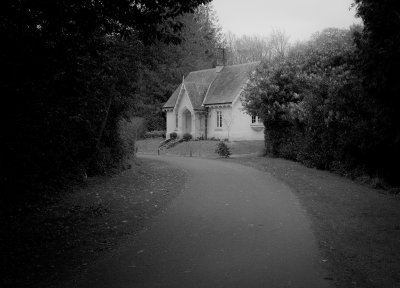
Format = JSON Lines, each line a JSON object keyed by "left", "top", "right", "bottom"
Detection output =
{"left": 188, "top": 67, "right": 216, "bottom": 74}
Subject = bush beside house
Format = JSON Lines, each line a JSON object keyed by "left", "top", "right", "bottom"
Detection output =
{"left": 215, "top": 141, "right": 231, "bottom": 158}
{"left": 182, "top": 133, "right": 192, "bottom": 141}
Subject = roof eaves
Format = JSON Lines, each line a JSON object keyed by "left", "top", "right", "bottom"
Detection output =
{"left": 173, "top": 81, "right": 186, "bottom": 112}
{"left": 203, "top": 101, "right": 232, "bottom": 106}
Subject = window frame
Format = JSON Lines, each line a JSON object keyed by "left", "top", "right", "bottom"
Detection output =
{"left": 252, "top": 115, "right": 261, "bottom": 124}
{"left": 216, "top": 111, "right": 223, "bottom": 128}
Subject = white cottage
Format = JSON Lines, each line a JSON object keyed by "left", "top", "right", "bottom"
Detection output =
{"left": 163, "top": 62, "right": 264, "bottom": 141}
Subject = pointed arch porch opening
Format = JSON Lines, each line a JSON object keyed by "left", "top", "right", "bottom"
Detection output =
{"left": 182, "top": 109, "right": 192, "bottom": 134}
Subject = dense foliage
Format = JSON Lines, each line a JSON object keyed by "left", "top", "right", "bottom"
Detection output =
{"left": 215, "top": 141, "right": 231, "bottom": 158}
{"left": 242, "top": 1, "right": 400, "bottom": 185}
{"left": 0, "top": 0, "right": 213, "bottom": 203}
{"left": 183, "top": 133, "right": 193, "bottom": 142}
{"left": 127, "top": 5, "right": 223, "bottom": 131}
{"left": 242, "top": 25, "right": 400, "bottom": 184}
{"left": 353, "top": 0, "right": 400, "bottom": 182}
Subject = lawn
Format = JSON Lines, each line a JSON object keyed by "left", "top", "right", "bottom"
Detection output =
{"left": 136, "top": 137, "right": 265, "bottom": 157}
{"left": 3, "top": 158, "right": 186, "bottom": 288}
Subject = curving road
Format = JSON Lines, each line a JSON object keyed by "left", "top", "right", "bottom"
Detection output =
{"left": 77, "top": 155, "right": 332, "bottom": 288}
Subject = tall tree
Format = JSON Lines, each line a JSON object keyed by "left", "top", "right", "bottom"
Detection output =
{"left": 242, "top": 28, "right": 368, "bottom": 171}
{"left": 224, "top": 33, "right": 272, "bottom": 64}
{"left": 269, "top": 28, "right": 290, "bottom": 58}
{"left": 126, "top": 4, "right": 223, "bottom": 131}
{"left": 353, "top": 0, "right": 400, "bottom": 181}
{"left": 223, "top": 29, "right": 290, "bottom": 65}
{"left": 0, "top": 0, "right": 211, "bottom": 201}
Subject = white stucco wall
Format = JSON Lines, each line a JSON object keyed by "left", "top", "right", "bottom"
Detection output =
{"left": 165, "top": 88, "right": 198, "bottom": 139}
{"left": 230, "top": 100, "right": 264, "bottom": 140}
{"left": 207, "top": 107, "right": 232, "bottom": 140}
{"left": 194, "top": 112, "right": 205, "bottom": 139}
{"left": 166, "top": 110, "right": 175, "bottom": 139}
{"left": 206, "top": 101, "right": 264, "bottom": 141}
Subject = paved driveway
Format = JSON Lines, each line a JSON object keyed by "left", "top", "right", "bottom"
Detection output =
{"left": 77, "top": 155, "right": 332, "bottom": 288}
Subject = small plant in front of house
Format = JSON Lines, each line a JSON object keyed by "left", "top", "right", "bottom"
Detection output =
{"left": 170, "top": 132, "right": 177, "bottom": 139}
{"left": 182, "top": 133, "right": 192, "bottom": 141}
{"left": 215, "top": 141, "right": 231, "bottom": 158}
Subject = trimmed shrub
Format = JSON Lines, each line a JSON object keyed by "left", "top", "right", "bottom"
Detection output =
{"left": 170, "top": 132, "right": 177, "bottom": 139}
{"left": 182, "top": 133, "right": 192, "bottom": 141}
{"left": 215, "top": 141, "right": 231, "bottom": 158}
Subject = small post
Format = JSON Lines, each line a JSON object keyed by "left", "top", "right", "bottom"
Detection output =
{"left": 158, "top": 148, "right": 160, "bottom": 156}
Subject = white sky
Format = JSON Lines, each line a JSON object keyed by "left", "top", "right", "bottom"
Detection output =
{"left": 212, "top": 0, "right": 362, "bottom": 42}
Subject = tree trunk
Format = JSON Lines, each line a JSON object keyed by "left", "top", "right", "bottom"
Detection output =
{"left": 82, "top": 82, "right": 116, "bottom": 171}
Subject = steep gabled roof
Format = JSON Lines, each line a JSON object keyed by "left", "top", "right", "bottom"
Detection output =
{"left": 203, "top": 62, "right": 259, "bottom": 106}
{"left": 163, "top": 68, "right": 217, "bottom": 110}
{"left": 184, "top": 82, "right": 210, "bottom": 109}
{"left": 163, "top": 62, "right": 259, "bottom": 110}
{"left": 163, "top": 84, "right": 182, "bottom": 109}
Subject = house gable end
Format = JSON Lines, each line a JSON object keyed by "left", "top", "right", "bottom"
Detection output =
{"left": 174, "top": 84, "right": 194, "bottom": 114}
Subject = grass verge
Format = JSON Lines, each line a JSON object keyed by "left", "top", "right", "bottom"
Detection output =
{"left": 223, "top": 156, "right": 400, "bottom": 288}
{"left": 136, "top": 138, "right": 265, "bottom": 158}
{"left": 2, "top": 158, "right": 186, "bottom": 288}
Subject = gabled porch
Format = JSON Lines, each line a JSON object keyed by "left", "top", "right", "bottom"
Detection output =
{"left": 172, "top": 108, "right": 206, "bottom": 139}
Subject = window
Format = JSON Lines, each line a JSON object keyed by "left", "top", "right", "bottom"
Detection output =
{"left": 175, "top": 113, "right": 178, "bottom": 128}
{"left": 216, "top": 111, "right": 222, "bottom": 128}
{"left": 251, "top": 115, "right": 261, "bottom": 124}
